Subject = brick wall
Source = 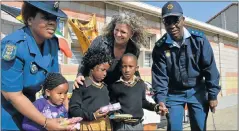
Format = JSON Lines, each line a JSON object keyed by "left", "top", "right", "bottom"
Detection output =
{"left": 1, "top": 2, "right": 238, "bottom": 96}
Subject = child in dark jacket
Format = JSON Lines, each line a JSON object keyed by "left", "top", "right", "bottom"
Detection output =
{"left": 109, "top": 53, "right": 164, "bottom": 131}
{"left": 69, "top": 45, "right": 113, "bottom": 131}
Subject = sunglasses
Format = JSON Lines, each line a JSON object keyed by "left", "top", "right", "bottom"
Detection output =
{"left": 163, "top": 16, "right": 183, "bottom": 26}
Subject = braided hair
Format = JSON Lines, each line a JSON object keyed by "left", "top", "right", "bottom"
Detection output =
{"left": 42, "top": 73, "right": 68, "bottom": 97}
{"left": 81, "top": 45, "right": 112, "bottom": 76}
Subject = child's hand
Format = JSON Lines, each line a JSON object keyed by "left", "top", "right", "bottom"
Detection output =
{"left": 154, "top": 103, "right": 169, "bottom": 116}
{"left": 93, "top": 109, "right": 109, "bottom": 119}
{"left": 59, "top": 117, "right": 83, "bottom": 126}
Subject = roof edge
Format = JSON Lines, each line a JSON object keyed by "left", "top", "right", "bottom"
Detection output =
{"left": 206, "top": 3, "right": 238, "bottom": 23}
{"left": 106, "top": 1, "right": 238, "bottom": 40}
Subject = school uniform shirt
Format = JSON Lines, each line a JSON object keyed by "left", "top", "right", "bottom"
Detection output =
{"left": 109, "top": 76, "right": 156, "bottom": 119}
{"left": 1, "top": 26, "right": 59, "bottom": 130}
{"left": 22, "top": 98, "right": 68, "bottom": 131}
{"left": 69, "top": 77, "right": 110, "bottom": 121}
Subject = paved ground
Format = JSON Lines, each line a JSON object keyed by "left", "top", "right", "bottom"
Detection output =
{"left": 157, "top": 95, "right": 238, "bottom": 131}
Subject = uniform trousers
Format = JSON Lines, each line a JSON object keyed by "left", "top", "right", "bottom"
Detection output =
{"left": 166, "top": 87, "right": 209, "bottom": 131}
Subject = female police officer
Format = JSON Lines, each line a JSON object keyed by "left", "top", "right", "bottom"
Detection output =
{"left": 1, "top": 1, "right": 79, "bottom": 130}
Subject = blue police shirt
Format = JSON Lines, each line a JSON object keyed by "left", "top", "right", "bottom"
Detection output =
{"left": 152, "top": 28, "right": 221, "bottom": 104}
{"left": 1, "top": 26, "right": 59, "bottom": 130}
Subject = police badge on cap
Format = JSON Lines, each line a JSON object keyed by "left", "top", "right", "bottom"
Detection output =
{"left": 162, "top": 1, "right": 183, "bottom": 18}
{"left": 53, "top": 1, "right": 59, "bottom": 11}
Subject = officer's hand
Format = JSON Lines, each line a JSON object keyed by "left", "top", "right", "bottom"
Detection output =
{"left": 209, "top": 100, "right": 218, "bottom": 113}
{"left": 73, "top": 75, "right": 85, "bottom": 89}
{"left": 46, "top": 117, "right": 82, "bottom": 131}
{"left": 157, "top": 102, "right": 169, "bottom": 116}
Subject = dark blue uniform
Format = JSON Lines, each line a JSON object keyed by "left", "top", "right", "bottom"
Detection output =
{"left": 152, "top": 28, "right": 221, "bottom": 130}
{"left": 1, "top": 27, "right": 59, "bottom": 130}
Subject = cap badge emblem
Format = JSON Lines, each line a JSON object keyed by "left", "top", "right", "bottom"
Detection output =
{"left": 167, "top": 4, "right": 173, "bottom": 10}
{"left": 54, "top": 1, "right": 59, "bottom": 11}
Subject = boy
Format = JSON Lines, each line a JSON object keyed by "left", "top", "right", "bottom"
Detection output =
{"left": 109, "top": 53, "right": 165, "bottom": 130}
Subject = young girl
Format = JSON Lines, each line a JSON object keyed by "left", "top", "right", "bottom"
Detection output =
{"left": 22, "top": 73, "right": 81, "bottom": 130}
{"left": 69, "top": 45, "right": 112, "bottom": 131}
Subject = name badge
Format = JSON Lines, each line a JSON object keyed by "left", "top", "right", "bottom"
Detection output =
{"left": 30, "top": 63, "right": 38, "bottom": 74}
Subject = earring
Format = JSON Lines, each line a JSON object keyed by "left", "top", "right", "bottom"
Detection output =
{"left": 45, "top": 94, "right": 50, "bottom": 99}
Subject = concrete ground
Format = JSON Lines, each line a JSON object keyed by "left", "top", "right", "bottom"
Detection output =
{"left": 157, "top": 95, "right": 238, "bottom": 131}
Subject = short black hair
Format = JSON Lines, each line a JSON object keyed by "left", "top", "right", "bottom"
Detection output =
{"left": 21, "top": 2, "right": 39, "bottom": 26}
{"left": 42, "top": 73, "right": 68, "bottom": 96}
{"left": 121, "top": 53, "right": 138, "bottom": 64}
{"left": 21, "top": 2, "right": 48, "bottom": 26}
{"left": 81, "top": 45, "right": 112, "bottom": 76}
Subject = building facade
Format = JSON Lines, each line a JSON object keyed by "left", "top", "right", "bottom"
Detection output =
{"left": 207, "top": 3, "right": 238, "bottom": 33}
{"left": 1, "top": 1, "right": 238, "bottom": 96}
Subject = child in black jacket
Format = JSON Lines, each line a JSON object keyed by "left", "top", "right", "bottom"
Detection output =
{"left": 69, "top": 45, "right": 112, "bottom": 131}
{"left": 109, "top": 53, "right": 164, "bottom": 131}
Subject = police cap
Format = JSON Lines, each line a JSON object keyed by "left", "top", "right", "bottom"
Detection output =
{"left": 26, "top": 1, "right": 67, "bottom": 18}
{"left": 162, "top": 1, "right": 183, "bottom": 18}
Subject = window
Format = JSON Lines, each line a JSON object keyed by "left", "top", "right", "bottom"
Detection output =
{"left": 147, "top": 36, "right": 151, "bottom": 49}
{"left": 69, "top": 47, "right": 83, "bottom": 65}
{"left": 146, "top": 34, "right": 156, "bottom": 50}
{"left": 57, "top": 20, "right": 65, "bottom": 35}
{"left": 57, "top": 20, "right": 65, "bottom": 64}
{"left": 58, "top": 50, "right": 63, "bottom": 64}
{"left": 144, "top": 53, "right": 152, "bottom": 67}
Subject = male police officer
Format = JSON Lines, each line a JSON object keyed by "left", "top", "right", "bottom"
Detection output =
{"left": 152, "top": 1, "right": 221, "bottom": 131}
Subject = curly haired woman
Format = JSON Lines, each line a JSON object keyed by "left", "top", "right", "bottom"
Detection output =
{"left": 74, "top": 11, "right": 148, "bottom": 87}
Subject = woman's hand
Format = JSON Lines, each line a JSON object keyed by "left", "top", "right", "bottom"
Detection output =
{"left": 73, "top": 75, "right": 85, "bottom": 89}
{"left": 46, "top": 117, "right": 82, "bottom": 131}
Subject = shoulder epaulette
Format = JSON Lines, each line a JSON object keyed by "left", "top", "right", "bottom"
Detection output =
{"left": 187, "top": 28, "right": 204, "bottom": 37}
{"left": 155, "top": 33, "right": 167, "bottom": 47}
{"left": 4, "top": 29, "right": 26, "bottom": 43}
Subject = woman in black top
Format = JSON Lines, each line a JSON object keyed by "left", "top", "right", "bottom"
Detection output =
{"left": 69, "top": 45, "right": 112, "bottom": 131}
{"left": 74, "top": 12, "right": 148, "bottom": 87}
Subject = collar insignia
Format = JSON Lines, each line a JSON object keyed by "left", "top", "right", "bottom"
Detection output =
{"left": 165, "top": 50, "right": 171, "bottom": 57}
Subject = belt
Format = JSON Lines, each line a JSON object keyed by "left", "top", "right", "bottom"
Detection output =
{"left": 120, "top": 119, "right": 144, "bottom": 126}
